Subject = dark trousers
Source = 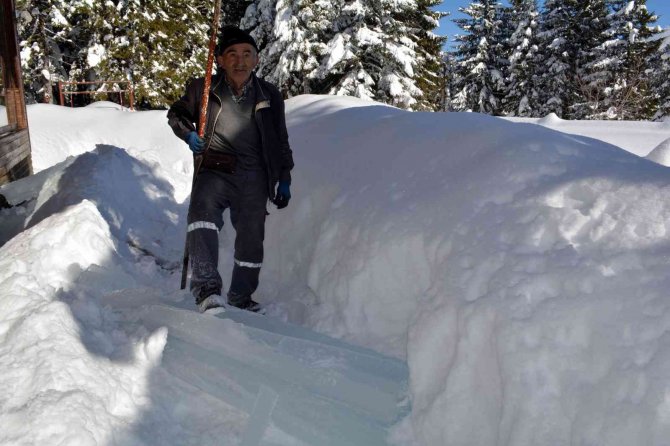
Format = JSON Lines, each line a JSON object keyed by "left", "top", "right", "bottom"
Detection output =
{"left": 187, "top": 168, "right": 268, "bottom": 301}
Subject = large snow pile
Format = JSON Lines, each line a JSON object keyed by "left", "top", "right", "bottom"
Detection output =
{"left": 0, "top": 201, "right": 172, "bottom": 444}
{"left": 275, "top": 97, "right": 670, "bottom": 445}
{"left": 2, "top": 96, "right": 670, "bottom": 445}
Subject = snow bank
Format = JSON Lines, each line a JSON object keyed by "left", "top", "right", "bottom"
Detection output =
{"left": 25, "top": 104, "right": 193, "bottom": 201}
{"left": 508, "top": 114, "right": 670, "bottom": 157}
{"left": 0, "top": 201, "right": 167, "bottom": 445}
{"left": 267, "top": 95, "right": 670, "bottom": 445}
{"left": 85, "top": 100, "right": 131, "bottom": 111}
{"left": 646, "top": 136, "right": 670, "bottom": 166}
{"left": 1, "top": 143, "right": 184, "bottom": 263}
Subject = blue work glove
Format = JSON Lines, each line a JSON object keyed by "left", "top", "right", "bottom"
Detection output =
{"left": 274, "top": 180, "right": 291, "bottom": 209}
{"left": 186, "top": 131, "right": 205, "bottom": 154}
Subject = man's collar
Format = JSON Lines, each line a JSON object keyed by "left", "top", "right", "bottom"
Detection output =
{"left": 211, "top": 72, "right": 268, "bottom": 105}
{"left": 223, "top": 73, "right": 253, "bottom": 93}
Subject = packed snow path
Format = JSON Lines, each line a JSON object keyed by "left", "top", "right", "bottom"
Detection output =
{"left": 108, "top": 291, "right": 409, "bottom": 446}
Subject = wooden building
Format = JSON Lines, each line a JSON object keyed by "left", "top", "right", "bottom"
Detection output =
{"left": 1, "top": 0, "right": 32, "bottom": 186}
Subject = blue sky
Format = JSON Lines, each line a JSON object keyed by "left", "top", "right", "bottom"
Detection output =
{"left": 435, "top": 0, "right": 670, "bottom": 46}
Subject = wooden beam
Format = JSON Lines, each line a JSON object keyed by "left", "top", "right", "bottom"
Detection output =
{"left": 0, "top": 123, "right": 17, "bottom": 136}
{"left": 0, "top": 0, "right": 33, "bottom": 185}
{"left": 0, "top": 128, "right": 30, "bottom": 165}
{"left": 1, "top": 0, "right": 29, "bottom": 130}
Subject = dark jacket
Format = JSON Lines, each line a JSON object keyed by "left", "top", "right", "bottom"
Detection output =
{"left": 167, "top": 73, "right": 294, "bottom": 201}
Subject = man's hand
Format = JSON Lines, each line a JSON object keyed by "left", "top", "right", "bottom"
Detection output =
{"left": 275, "top": 180, "right": 291, "bottom": 209}
{"left": 186, "top": 131, "right": 205, "bottom": 154}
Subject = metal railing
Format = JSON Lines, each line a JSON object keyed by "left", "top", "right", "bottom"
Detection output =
{"left": 58, "top": 80, "right": 135, "bottom": 110}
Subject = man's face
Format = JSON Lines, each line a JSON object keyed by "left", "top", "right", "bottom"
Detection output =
{"left": 217, "top": 43, "right": 258, "bottom": 86}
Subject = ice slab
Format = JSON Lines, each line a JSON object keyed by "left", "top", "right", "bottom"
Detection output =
{"left": 129, "top": 304, "right": 409, "bottom": 446}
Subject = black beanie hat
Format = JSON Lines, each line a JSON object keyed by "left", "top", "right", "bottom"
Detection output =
{"left": 217, "top": 26, "right": 258, "bottom": 54}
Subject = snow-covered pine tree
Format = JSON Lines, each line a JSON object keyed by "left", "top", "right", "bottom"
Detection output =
{"left": 245, "top": 0, "right": 425, "bottom": 109}
{"left": 595, "top": 0, "right": 662, "bottom": 120}
{"left": 242, "top": 0, "right": 323, "bottom": 97}
{"left": 532, "top": 0, "right": 567, "bottom": 117}
{"left": 452, "top": 0, "right": 505, "bottom": 114}
{"left": 88, "top": 0, "right": 140, "bottom": 103}
{"left": 91, "top": 0, "right": 209, "bottom": 108}
{"left": 537, "top": 0, "right": 609, "bottom": 119}
{"left": 532, "top": 0, "right": 664, "bottom": 120}
{"left": 15, "top": 0, "right": 95, "bottom": 103}
{"left": 571, "top": 0, "right": 610, "bottom": 119}
{"left": 314, "top": 0, "right": 423, "bottom": 109}
{"left": 437, "top": 50, "right": 457, "bottom": 111}
{"left": 653, "top": 29, "right": 670, "bottom": 119}
{"left": 408, "top": 0, "right": 448, "bottom": 111}
{"left": 502, "top": 0, "right": 541, "bottom": 116}
{"left": 141, "top": 1, "right": 210, "bottom": 107}
{"left": 494, "top": 1, "right": 515, "bottom": 113}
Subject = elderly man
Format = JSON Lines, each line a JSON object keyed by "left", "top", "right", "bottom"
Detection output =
{"left": 168, "top": 26, "right": 294, "bottom": 312}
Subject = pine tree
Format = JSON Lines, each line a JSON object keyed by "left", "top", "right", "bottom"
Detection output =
{"left": 245, "top": 0, "right": 426, "bottom": 109}
{"left": 494, "top": 1, "right": 516, "bottom": 113}
{"left": 452, "top": 0, "right": 506, "bottom": 114}
{"left": 537, "top": 0, "right": 609, "bottom": 119}
{"left": 595, "top": 0, "right": 661, "bottom": 120}
{"left": 144, "top": 1, "right": 210, "bottom": 107}
{"left": 223, "top": 0, "right": 254, "bottom": 26}
{"left": 502, "top": 0, "right": 541, "bottom": 116}
{"left": 242, "top": 0, "right": 322, "bottom": 97}
{"left": 572, "top": 0, "right": 610, "bottom": 119}
{"left": 91, "top": 0, "right": 209, "bottom": 108}
{"left": 313, "top": 0, "right": 424, "bottom": 108}
{"left": 15, "top": 0, "right": 95, "bottom": 103}
{"left": 437, "top": 50, "right": 456, "bottom": 111}
{"left": 654, "top": 30, "right": 670, "bottom": 119}
{"left": 536, "top": 0, "right": 571, "bottom": 117}
{"left": 409, "top": 0, "right": 448, "bottom": 111}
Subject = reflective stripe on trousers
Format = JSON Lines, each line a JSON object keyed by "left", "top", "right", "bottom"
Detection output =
{"left": 188, "top": 221, "right": 218, "bottom": 232}
{"left": 235, "top": 259, "right": 262, "bottom": 268}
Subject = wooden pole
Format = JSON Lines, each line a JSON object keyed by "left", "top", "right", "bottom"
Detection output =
{"left": 197, "top": 0, "right": 221, "bottom": 139}
{"left": 180, "top": 0, "right": 222, "bottom": 290}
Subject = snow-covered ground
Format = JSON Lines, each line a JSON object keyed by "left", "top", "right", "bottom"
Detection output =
{"left": 507, "top": 113, "right": 670, "bottom": 157}
{"left": 2, "top": 96, "right": 670, "bottom": 445}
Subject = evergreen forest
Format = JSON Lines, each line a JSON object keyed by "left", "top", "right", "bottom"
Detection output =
{"left": 14, "top": 0, "right": 670, "bottom": 120}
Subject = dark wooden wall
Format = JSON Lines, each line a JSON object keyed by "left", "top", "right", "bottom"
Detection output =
{"left": 1, "top": 0, "right": 33, "bottom": 186}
